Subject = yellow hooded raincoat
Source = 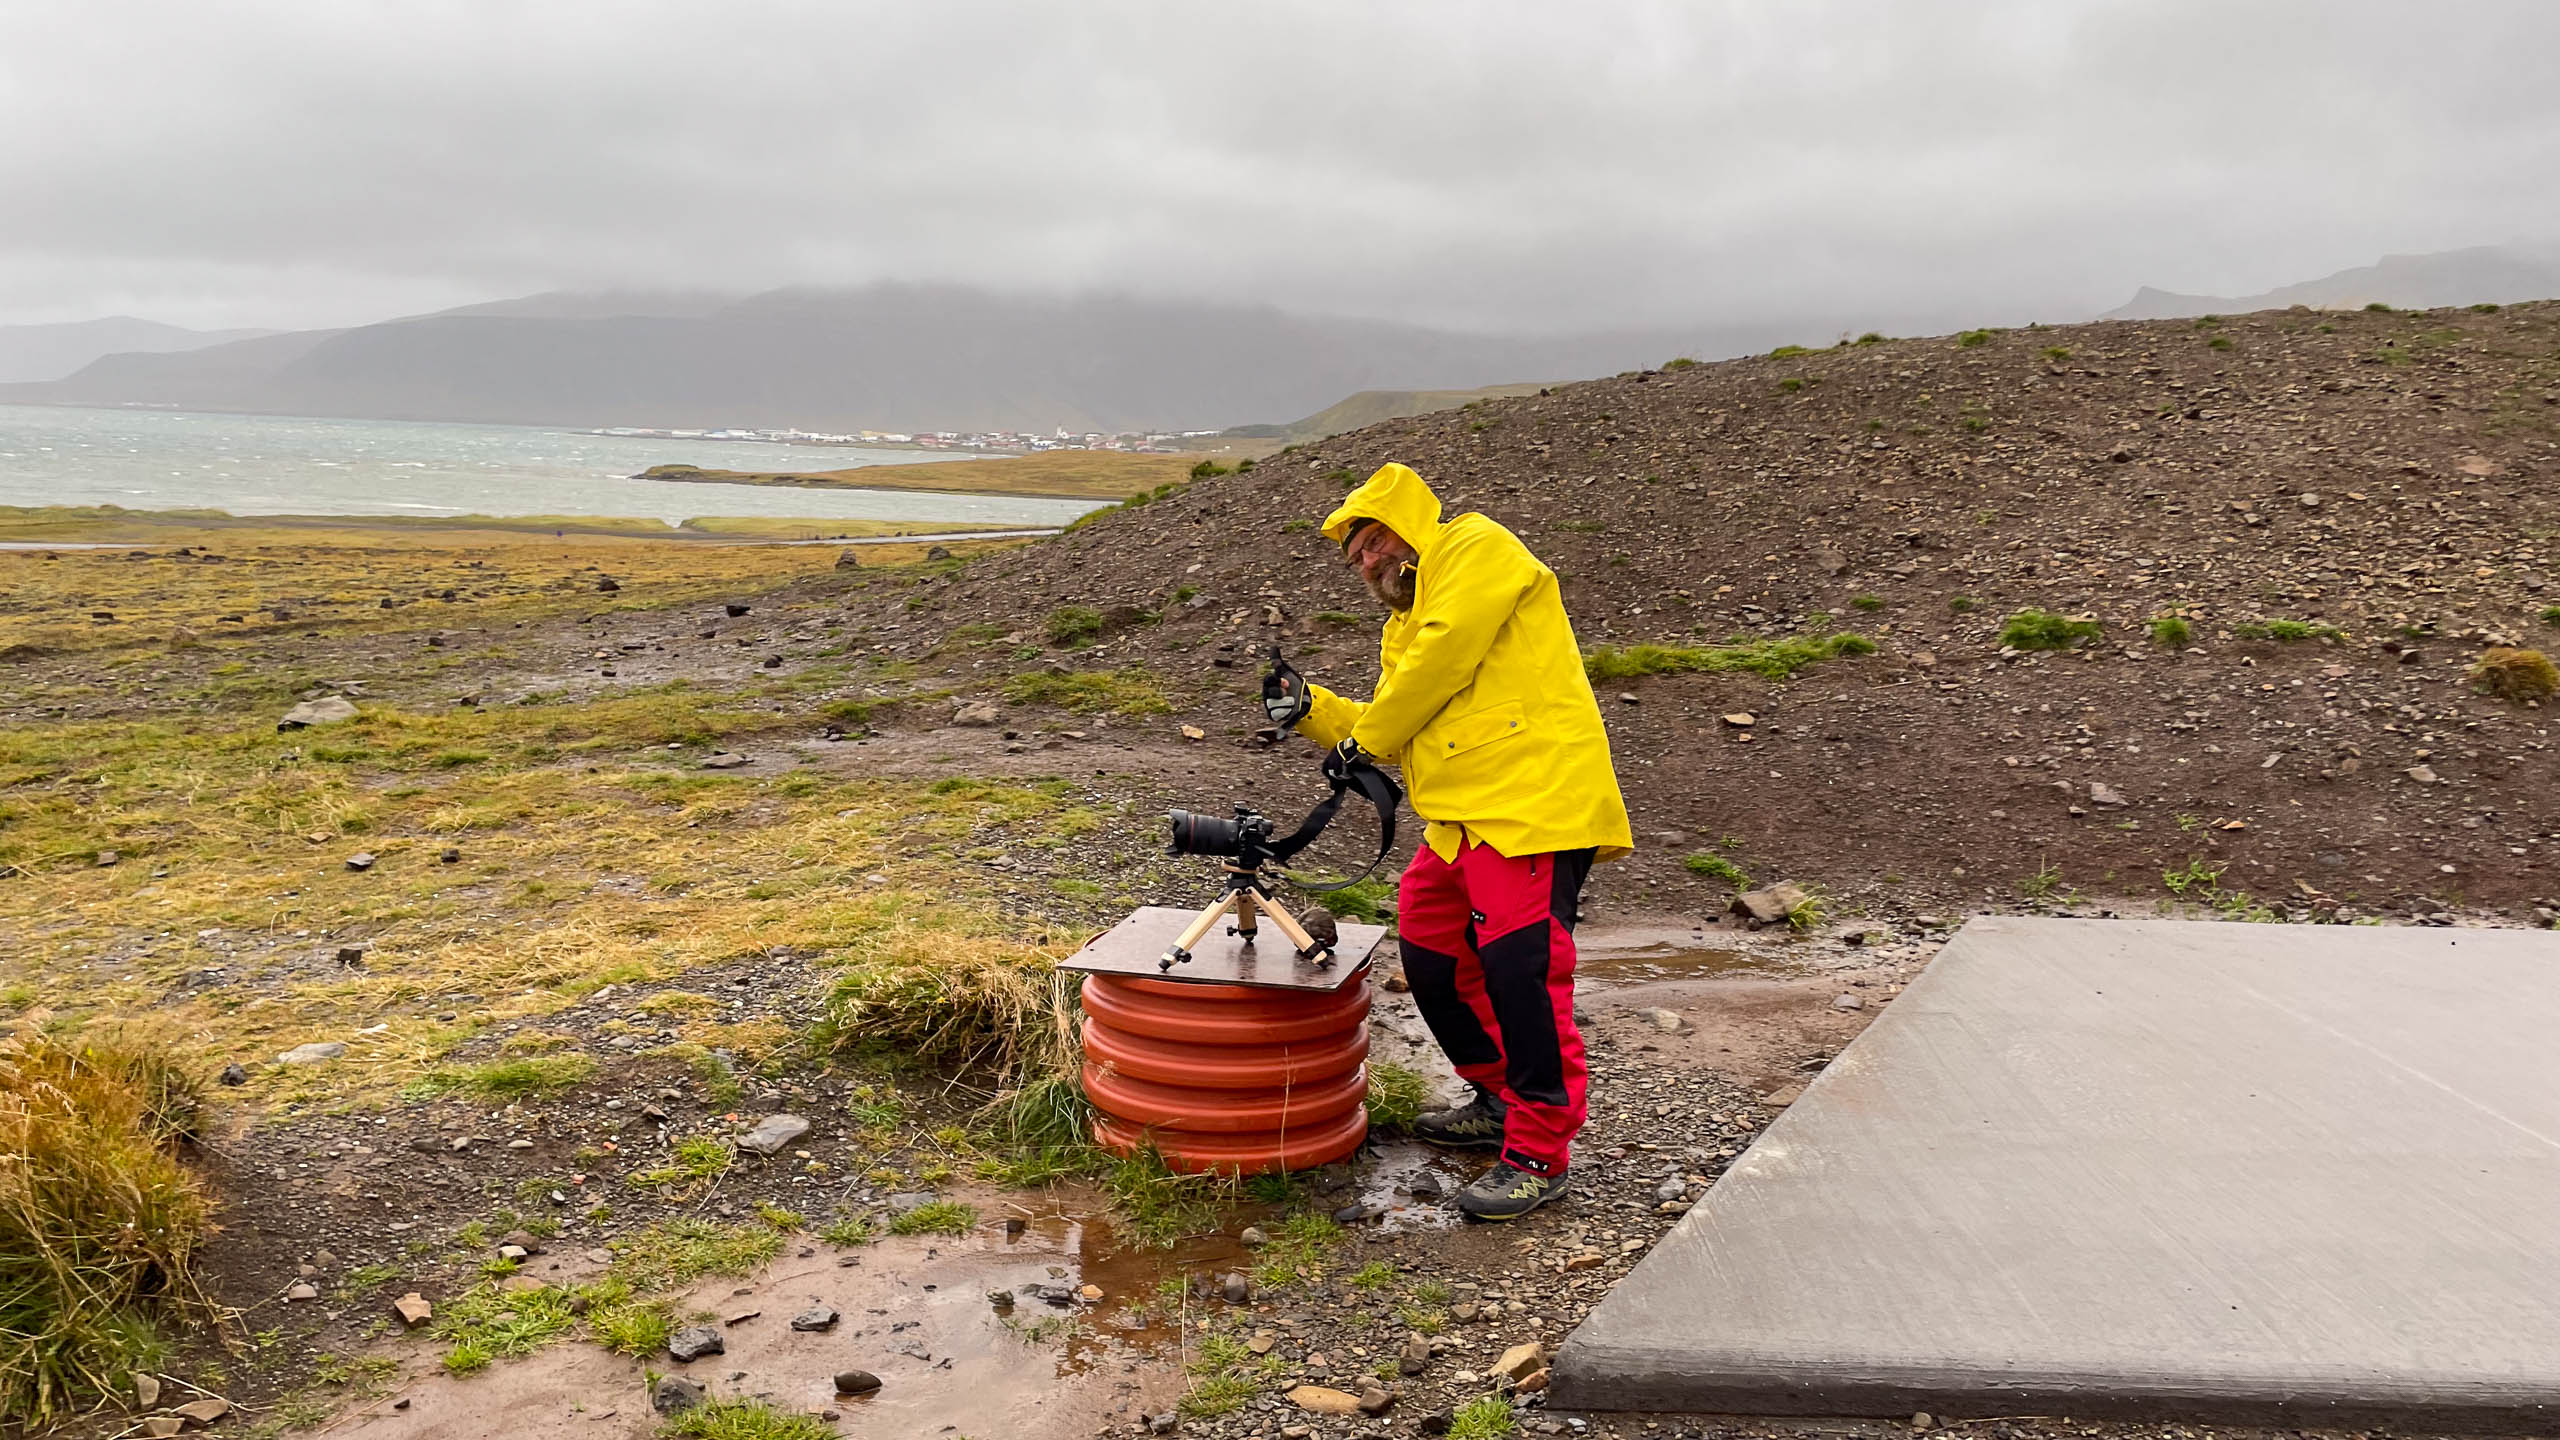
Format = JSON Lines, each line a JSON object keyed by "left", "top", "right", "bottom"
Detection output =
{"left": 1295, "top": 463, "right": 1633, "bottom": 865}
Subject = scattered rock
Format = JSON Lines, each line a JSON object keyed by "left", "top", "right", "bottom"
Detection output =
{"left": 1399, "top": 1335, "right": 1432, "bottom": 1375}
{"left": 886, "top": 1191, "right": 939, "bottom": 1215}
{"left": 276, "top": 1042, "right": 345, "bottom": 1065}
{"left": 1493, "top": 1342, "right": 1547, "bottom": 1383}
{"left": 277, "top": 696, "right": 359, "bottom": 730}
{"left": 648, "top": 1374, "right": 707, "bottom": 1414}
{"left": 132, "top": 1373, "right": 162, "bottom": 1409}
{"left": 96, "top": 849, "right": 120, "bottom": 867}
{"left": 739, "top": 1113, "right": 811, "bottom": 1155}
{"left": 2088, "top": 781, "right": 2130, "bottom": 808}
{"left": 790, "top": 1303, "right": 839, "bottom": 1332}
{"left": 924, "top": 544, "right": 953, "bottom": 561}
{"left": 172, "top": 1398, "right": 230, "bottom": 1428}
{"left": 1238, "top": 1225, "right": 1269, "bottom": 1246}
{"left": 666, "top": 1324, "right": 725, "bottom": 1362}
{"left": 1220, "top": 1272, "right": 1253, "bottom": 1304}
{"left": 1287, "top": 1385, "right": 1363, "bottom": 1416}
{"left": 283, "top": 1282, "right": 319, "bottom": 1301}
{"left": 392, "top": 1292, "right": 433, "bottom": 1328}
{"left": 1912, "top": 1412, "right": 1936, "bottom": 1431}
{"left": 343, "top": 852, "right": 376, "bottom": 872}
{"left": 834, "top": 550, "right": 861, "bottom": 570}
{"left": 1638, "top": 1006, "right": 1683, "bottom": 1033}
{"left": 1833, "top": 992, "right": 1866, "bottom": 1012}
{"left": 953, "top": 702, "right": 1003, "bottom": 727}
{"left": 725, "top": 603, "right": 752, "bottom": 617}
{"left": 700, "top": 752, "right": 751, "bottom": 769}
{"left": 832, "top": 1369, "right": 882, "bottom": 1395}
{"left": 1358, "top": 1386, "right": 1397, "bottom": 1415}
{"left": 217, "top": 1063, "right": 247, "bottom": 1086}
{"left": 141, "top": 1418, "right": 185, "bottom": 1438}
{"left": 1732, "top": 882, "right": 1808, "bottom": 926}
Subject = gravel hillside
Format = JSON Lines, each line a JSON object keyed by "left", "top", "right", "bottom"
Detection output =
{"left": 874, "top": 300, "right": 2560, "bottom": 924}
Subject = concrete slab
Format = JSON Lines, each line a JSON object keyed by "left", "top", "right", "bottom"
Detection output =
{"left": 1553, "top": 917, "right": 2560, "bottom": 1431}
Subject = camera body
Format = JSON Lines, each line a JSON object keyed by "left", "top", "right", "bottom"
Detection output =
{"left": 1166, "top": 804, "right": 1277, "bottom": 865}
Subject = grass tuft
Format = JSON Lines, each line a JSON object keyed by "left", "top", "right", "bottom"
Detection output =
{"left": 1364, "top": 1062, "right": 1430, "bottom": 1132}
{"left": 406, "top": 1052, "right": 596, "bottom": 1102}
{"left": 887, "top": 1200, "right": 978, "bottom": 1236}
{"left": 1683, "top": 852, "right": 1750, "bottom": 889}
{"left": 2146, "top": 614, "right": 2193, "bottom": 647}
{"left": 1449, "top": 1394, "right": 1520, "bottom": 1438}
{"left": 1999, "top": 609, "right": 2101, "bottom": 650}
{"left": 2471, "top": 647, "right": 2559, "bottom": 705}
{"left": 1584, "top": 631, "right": 1875, "bottom": 683}
{"left": 1044, "top": 606, "right": 1105, "bottom": 646}
{"left": 658, "top": 1395, "right": 839, "bottom": 1440}
{"left": 1001, "top": 668, "right": 1173, "bottom": 715}
{"left": 0, "top": 1033, "right": 212, "bottom": 1427}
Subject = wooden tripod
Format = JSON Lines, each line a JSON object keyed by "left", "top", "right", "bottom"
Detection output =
{"left": 1159, "top": 863, "right": 1333, "bottom": 971}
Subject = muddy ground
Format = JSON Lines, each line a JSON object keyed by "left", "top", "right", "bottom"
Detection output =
{"left": 16, "top": 299, "right": 2560, "bottom": 1440}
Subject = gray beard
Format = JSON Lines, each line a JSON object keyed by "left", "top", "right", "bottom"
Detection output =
{"left": 1365, "top": 564, "right": 1417, "bottom": 611}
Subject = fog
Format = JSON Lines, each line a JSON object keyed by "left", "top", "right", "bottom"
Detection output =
{"left": 6, "top": 0, "right": 2557, "bottom": 333}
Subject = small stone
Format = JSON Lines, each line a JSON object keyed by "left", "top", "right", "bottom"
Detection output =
{"left": 1732, "top": 882, "right": 1808, "bottom": 926}
{"left": 1721, "top": 712, "right": 1755, "bottom": 727}
{"left": 725, "top": 603, "right": 752, "bottom": 617}
{"left": 96, "top": 849, "right": 120, "bottom": 866}
{"left": 595, "top": 576, "right": 619, "bottom": 592}
{"left": 1654, "top": 1175, "right": 1686, "bottom": 1202}
{"left": 276, "top": 1042, "right": 345, "bottom": 1065}
{"left": 739, "top": 1113, "right": 811, "bottom": 1155}
{"left": 666, "top": 1324, "right": 725, "bottom": 1362}
{"left": 141, "top": 1418, "right": 184, "bottom": 1439}
{"left": 2088, "top": 781, "right": 2130, "bottom": 808}
{"left": 440, "top": 847, "right": 461, "bottom": 864}
{"left": 1145, "top": 1411, "right": 1179, "bottom": 1435}
{"left": 832, "top": 1369, "right": 882, "bottom": 1395}
{"left": 1331, "top": 1203, "right": 1375, "bottom": 1225}
{"left": 1287, "top": 1385, "right": 1363, "bottom": 1416}
{"left": 791, "top": 1304, "right": 840, "bottom": 1332}
{"left": 1221, "top": 1272, "right": 1253, "bottom": 1304}
{"left": 278, "top": 696, "right": 359, "bottom": 730}
{"left": 1420, "top": 1411, "right": 1455, "bottom": 1437}
{"left": 343, "top": 852, "right": 375, "bottom": 872}
{"left": 496, "top": 1245, "right": 528, "bottom": 1262}
{"left": 1834, "top": 993, "right": 1866, "bottom": 1012}
{"left": 952, "top": 702, "right": 1003, "bottom": 727}
{"left": 1358, "top": 1386, "right": 1397, "bottom": 1415}
{"left": 497, "top": 1229, "right": 542, "bottom": 1255}
{"left": 647, "top": 1372, "right": 707, "bottom": 1413}
{"left": 1248, "top": 1330, "right": 1277, "bottom": 1355}
{"left": 172, "top": 1398, "right": 231, "bottom": 1427}
{"left": 885, "top": 1191, "right": 938, "bottom": 1215}
{"left": 1639, "top": 1007, "right": 1682, "bottom": 1033}
{"left": 1912, "top": 1413, "right": 1936, "bottom": 1431}
{"left": 1399, "top": 1336, "right": 1432, "bottom": 1376}
{"left": 1409, "top": 1171, "right": 1446, "bottom": 1201}
{"left": 700, "top": 752, "right": 751, "bottom": 769}
{"left": 1493, "top": 1342, "right": 1547, "bottom": 1382}
{"left": 1180, "top": 724, "right": 1207, "bottom": 740}
{"left": 834, "top": 550, "right": 862, "bottom": 571}
{"left": 2405, "top": 765, "right": 2440, "bottom": 785}
{"left": 133, "top": 1373, "right": 162, "bottom": 1408}
{"left": 218, "top": 1063, "right": 247, "bottom": 1086}
{"left": 1562, "top": 1252, "right": 1604, "bottom": 1272}
{"left": 1238, "top": 1225, "right": 1269, "bottom": 1246}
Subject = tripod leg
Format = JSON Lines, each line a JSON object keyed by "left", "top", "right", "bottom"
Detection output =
{"left": 1253, "top": 893, "right": 1331, "bottom": 963}
{"left": 1162, "top": 895, "right": 1235, "bottom": 969}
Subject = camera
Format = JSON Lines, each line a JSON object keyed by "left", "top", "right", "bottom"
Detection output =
{"left": 1166, "top": 804, "right": 1276, "bottom": 862}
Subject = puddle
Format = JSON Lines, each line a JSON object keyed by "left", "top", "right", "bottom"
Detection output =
{"left": 328, "top": 1207, "right": 1210, "bottom": 1440}
{"left": 1576, "top": 925, "right": 1772, "bottom": 987}
{"left": 1355, "top": 1139, "right": 1478, "bottom": 1232}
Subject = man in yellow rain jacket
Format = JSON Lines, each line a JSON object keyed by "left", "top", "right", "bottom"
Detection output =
{"left": 1262, "top": 462, "right": 1631, "bottom": 1219}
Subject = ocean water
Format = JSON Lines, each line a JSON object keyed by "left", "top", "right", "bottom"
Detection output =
{"left": 0, "top": 404, "right": 1100, "bottom": 528}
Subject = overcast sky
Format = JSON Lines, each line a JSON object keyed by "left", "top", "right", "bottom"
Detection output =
{"left": 5, "top": 0, "right": 2557, "bottom": 334}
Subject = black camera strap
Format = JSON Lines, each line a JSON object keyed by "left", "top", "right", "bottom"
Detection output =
{"left": 1268, "top": 748, "right": 1402, "bottom": 893}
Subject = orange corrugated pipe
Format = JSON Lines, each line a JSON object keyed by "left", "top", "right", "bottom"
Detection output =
{"left": 1080, "top": 970, "right": 1371, "bottom": 1174}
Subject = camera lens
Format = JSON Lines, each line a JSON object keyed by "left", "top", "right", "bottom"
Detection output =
{"left": 1166, "top": 808, "right": 1241, "bottom": 858}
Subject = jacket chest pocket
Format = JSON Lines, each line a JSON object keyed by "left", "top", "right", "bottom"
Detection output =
{"left": 1430, "top": 700, "right": 1528, "bottom": 760}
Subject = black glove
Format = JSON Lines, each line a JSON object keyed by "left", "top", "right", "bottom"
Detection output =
{"left": 1322, "top": 735, "right": 1371, "bottom": 782}
{"left": 1262, "top": 646, "right": 1311, "bottom": 729}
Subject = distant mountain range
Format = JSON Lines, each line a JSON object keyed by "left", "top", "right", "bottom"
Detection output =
{"left": 11, "top": 246, "right": 2555, "bottom": 435}
{"left": 2103, "top": 243, "right": 2560, "bottom": 320}
{"left": 0, "top": 286, "right": 1806, "bottom": 435}
{"left": 0, "top": 316, "right": 278, "bottom": 384}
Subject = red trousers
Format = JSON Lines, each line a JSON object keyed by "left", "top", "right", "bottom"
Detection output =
{"left": 1396, "top": 840, "right": 1594, "bottom": 1175}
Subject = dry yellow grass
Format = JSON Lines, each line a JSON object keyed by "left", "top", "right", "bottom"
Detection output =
{"left": 0, "top": 515, "right": 1023, "bottom": 660}
{"left": 0, "top": 1032, "right": 216, "bottom": 1425}
{"left": 0, "top": 688, "right": 1102, "bottom": 1111}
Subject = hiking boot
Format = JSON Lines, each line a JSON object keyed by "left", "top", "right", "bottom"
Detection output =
{"left": 1412, "top": 1087, "right": 1507, "bottom": 1150}
{"left": 1456, "top": 1162, "right": 1571, "bottom": 1222}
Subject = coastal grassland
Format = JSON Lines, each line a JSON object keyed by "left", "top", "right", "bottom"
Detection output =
{"left": 0, "top": 504, "right": 991, "bottom": 546}
{"left": 640, "top": 450, "right": 1195, "bottom": 500}
{"left": 0, "top": 513, "right": 1026, "bottom": 660}
{"left": 0, "top": 684, "right": 1100, "bottom": 1113}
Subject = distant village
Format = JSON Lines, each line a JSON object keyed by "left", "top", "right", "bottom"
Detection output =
{"left": 586, "top": 424, "right": 1214, "bottom": 454}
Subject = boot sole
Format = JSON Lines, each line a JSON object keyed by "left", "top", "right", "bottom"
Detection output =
{"left": 1413, "top": 1131, "right": 1505, "bottom": 1151}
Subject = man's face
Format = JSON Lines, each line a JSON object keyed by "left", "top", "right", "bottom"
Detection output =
{"left": 1345, "top": 522, "right": 1419, "bottom": 610}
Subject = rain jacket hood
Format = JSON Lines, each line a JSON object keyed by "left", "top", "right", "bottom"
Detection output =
{"left": 1296, "top": 464, "right": 1632, "bottom": 864}
{"left": 1322, "top": 461, "right": 1443, "bottom": 552}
